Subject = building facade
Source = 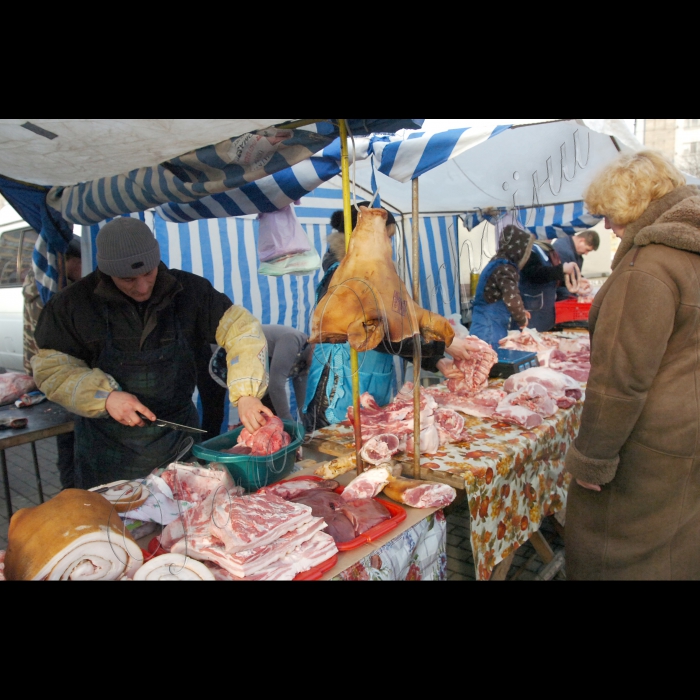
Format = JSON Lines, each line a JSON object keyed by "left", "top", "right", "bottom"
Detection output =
{"left": 636, "top": 119, "right": 700, "bottom": 176}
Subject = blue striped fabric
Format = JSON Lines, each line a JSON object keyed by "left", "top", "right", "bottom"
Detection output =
{"left": 48, "top": 121, "right": 425, "bottom": 227}
{"left": 88, "top": 190, "right": 460, "bottom": 330}
{"left": 395, "top": 215, "right": 461, "bottom": 317}
{"left": 462, "top": 203, "right": 603, "bottom": 240}
{"left": 374, "top": 125, "right": 510, "bottom": 182}
{"left": 153, "top": 126, "right": 512, "bottom": 224}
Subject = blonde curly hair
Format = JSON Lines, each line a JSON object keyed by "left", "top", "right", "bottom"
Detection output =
{"left": 584, "top": 150, "right": 687, "bottom": 226}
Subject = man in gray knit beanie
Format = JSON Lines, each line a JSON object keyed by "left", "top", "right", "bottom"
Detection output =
{"left": 96, "top": 219, "right": 161, "bottom": 303}
{"left": 32, "top": 215, "right": 272, "bottom": 489}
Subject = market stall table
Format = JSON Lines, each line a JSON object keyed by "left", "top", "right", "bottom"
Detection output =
{"left": 304, "top": 383, "right": 583, "bottom": 581}
{"left": 132, "top": 462, "right": 448, "bottom": 582}
{"left": 0, "top": 401, "right": 74, "bottom": 518}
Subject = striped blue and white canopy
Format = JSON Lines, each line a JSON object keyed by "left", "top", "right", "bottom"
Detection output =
{"left": 462, "top": 202, "right": 603, "bottom": 241}
{"left": 85, "top": 187, "right": 461, "bottom": 335}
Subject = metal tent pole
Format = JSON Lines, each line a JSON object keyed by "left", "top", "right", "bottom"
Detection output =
{"left": 339, "top": 119, "right": 364, "bottom": 475}
{"left": 412, "top": 178, "right": 421, "bottom": 480}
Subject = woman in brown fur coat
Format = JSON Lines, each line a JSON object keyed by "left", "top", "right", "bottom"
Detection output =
{"left": 565, "top": 151, "right": 700, "bottom": 580}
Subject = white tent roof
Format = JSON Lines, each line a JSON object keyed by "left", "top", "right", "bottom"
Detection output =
{"left": 0, "top": 119, "right": 297, "bottom": 186}
{"left": 346, "top": 119, "right": 641, "bottom": 214}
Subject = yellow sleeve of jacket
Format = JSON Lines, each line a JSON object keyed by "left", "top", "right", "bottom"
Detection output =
{"left": 30, "top": 349, "right": 121, "bottom": 418}
{"left": 215, "top": 306, "right": 269, "bottom": 406}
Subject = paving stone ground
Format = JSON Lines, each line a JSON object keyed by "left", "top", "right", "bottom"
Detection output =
{"left": 0, "top": 439, "right": 566, "bottom": 580}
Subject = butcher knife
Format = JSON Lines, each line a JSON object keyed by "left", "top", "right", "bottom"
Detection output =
{"left": 136, "top": 412, "right": 207, "bottom": 434}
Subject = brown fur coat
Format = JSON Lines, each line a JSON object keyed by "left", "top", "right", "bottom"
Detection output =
{"left": 565, "top": 185, "right": 700, "bottom": 580}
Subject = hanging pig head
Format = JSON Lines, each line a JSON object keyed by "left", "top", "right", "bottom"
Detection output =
{"left": 309, "top": 207, "right": 455, "bottom": 353}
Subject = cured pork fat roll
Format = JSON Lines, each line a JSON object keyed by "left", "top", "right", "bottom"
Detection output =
{"left": 384, "top": 478, "right": 457, "bottom": 509}
{"left": 4, "top": 489, "right": 143, "bottom": 581}
{"left": 133, "top": 554, "right": 215, "bottom": 581}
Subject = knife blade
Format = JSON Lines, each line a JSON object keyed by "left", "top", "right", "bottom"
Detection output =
{"left": 136, "top": 412, "right": 207, "bottom": 434}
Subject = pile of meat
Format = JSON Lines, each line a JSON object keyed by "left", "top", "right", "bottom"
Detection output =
{"left": 263, "top": 475, "right": 391, "bottom": 545}
{"left": 160, "top": 486, "right": 337, "bottom": 581}
{"left": 223, "top": 415, "right": 291, "bottom": 456}
{"left": 0, "top": 373, "right": 36, "bottom": 406}
{"left": 346, "top": 329, "right": 586, "bottom": 444}
{"left": 347, "top": 385, "right": 469, "bottom": 460}
{"left": 499, "top": 330, "right": 591, "bottom": 383}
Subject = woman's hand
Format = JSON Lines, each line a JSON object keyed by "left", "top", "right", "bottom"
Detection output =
{"left": 577, "top": 278, "right": 593, "bottom": 296}
{"left": 238, "top": 396, "right": 275, "bottom": 433}
{"left": 436, "top": 358, "right": 463, "bottom": 380}
{"left": 106, "top": 391, "right": 156, "bottom": 427}
{"left": 520, "top": 311, "right": 531, "bottom": 330}
{"left": 576, "top": 479, "right": 602, "bottom": 492}
{"left": 445, "top": 336, "right": 473, "bottom": 361}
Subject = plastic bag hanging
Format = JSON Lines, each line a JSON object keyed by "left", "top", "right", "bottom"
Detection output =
{"left": 258, "top": 243, "right": 322, "bottom": 277}
{"left": 257, "top": 204, "right": 312, "bottom": 263}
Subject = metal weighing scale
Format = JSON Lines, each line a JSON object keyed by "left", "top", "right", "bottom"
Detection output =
{"left": 489, "top": 349, "right": 540, "bottom": 379}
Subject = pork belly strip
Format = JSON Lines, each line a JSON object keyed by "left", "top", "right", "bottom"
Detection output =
{"left": 211, "top": 493, "right": 314, "bottom": 554}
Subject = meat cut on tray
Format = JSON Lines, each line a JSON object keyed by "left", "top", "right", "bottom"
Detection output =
{"left": 340, "top": 499, "right": 392, "bottom": 535}
{"left": 160, "top": 488, "right": 339, "bottom": 580}
{"left": 260, "top": 478, "right": 340, "bottom": 501}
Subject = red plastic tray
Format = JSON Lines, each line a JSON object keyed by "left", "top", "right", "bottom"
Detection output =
{"left": 259, "top": 476, "right": 408, "bottom": 551}
{"left": 294, "top": 554, "right": 338, "bottom": 581}
{"left": 555, "top": 300, "right": 591, "bottom": 324}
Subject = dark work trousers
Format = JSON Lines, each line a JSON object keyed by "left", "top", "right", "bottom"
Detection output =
{"left": 56, "top": 431, "right": 76, "bottom": 490}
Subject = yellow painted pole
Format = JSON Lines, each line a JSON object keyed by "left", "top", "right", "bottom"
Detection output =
{"left": 412, "top": 178, "right": 421, "bottom": 480}
{"left": 339, "top": 119, "right": 364, "bottom": 475}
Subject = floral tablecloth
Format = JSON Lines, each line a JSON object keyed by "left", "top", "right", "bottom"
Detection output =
{"left": 311, "top": 381, "right": 583, "bottom": 581}
{"left": 333, "top": 510, "right": 447, "bottom": 581}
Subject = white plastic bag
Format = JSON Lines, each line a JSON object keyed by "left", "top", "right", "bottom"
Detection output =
{"left": 258, "top": 245, "right": 322, "bottom": 277}
{"left": 446, "top": 313, "right": 470, "bottom": 338}
{"left": 257, "top": 205, "right": 311, "bottom": 263}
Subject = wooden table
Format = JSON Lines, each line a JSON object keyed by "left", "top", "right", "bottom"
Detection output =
{"left": 0, "top": 401, "right": 74, "bottom": 518}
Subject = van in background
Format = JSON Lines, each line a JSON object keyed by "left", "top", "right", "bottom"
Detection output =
{"left": 0, "top": 202, "right": 37, "bottom": 371}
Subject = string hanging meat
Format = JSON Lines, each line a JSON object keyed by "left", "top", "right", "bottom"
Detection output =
{"left": 309, "top": 207, "right": 455, "bottom": 353}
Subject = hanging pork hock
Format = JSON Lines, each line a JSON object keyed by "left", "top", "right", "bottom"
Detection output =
{"left": 309, "top": 207, "right": 455, "bottom": 352}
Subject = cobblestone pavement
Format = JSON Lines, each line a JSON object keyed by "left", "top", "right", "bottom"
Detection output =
{"left": 0, "top": 439, "right": 566, "bottom": 580}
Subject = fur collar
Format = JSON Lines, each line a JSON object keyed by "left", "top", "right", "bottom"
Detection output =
{"left": 635, "top": 193, "right": 700, "bottom": 255}
{"left": 612, "top": 185, "right": 700, "bottom": 269}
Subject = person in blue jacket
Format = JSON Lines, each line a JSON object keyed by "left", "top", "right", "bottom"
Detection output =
{"left": 517, "top": 239, "right": 581, "bottom": 332}
{"left": 552, "top": 230, "right": 599, "bottom": 301}
{"left": 470, "top": 226, "right": 535, "bottom": 349}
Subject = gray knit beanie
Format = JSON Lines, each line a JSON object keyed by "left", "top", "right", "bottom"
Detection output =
{"left": 96, "top": 219, "right": 160, "bottom": 278}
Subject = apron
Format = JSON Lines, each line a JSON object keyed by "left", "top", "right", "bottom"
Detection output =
{"left": 517, "top": 245, "right": 557, "bottom": 332}
{"left": 74, "top": 305, "right": 200, "bottom": 490}
{"left": 470, "top": 258, "right": 517, "bottom": 350}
